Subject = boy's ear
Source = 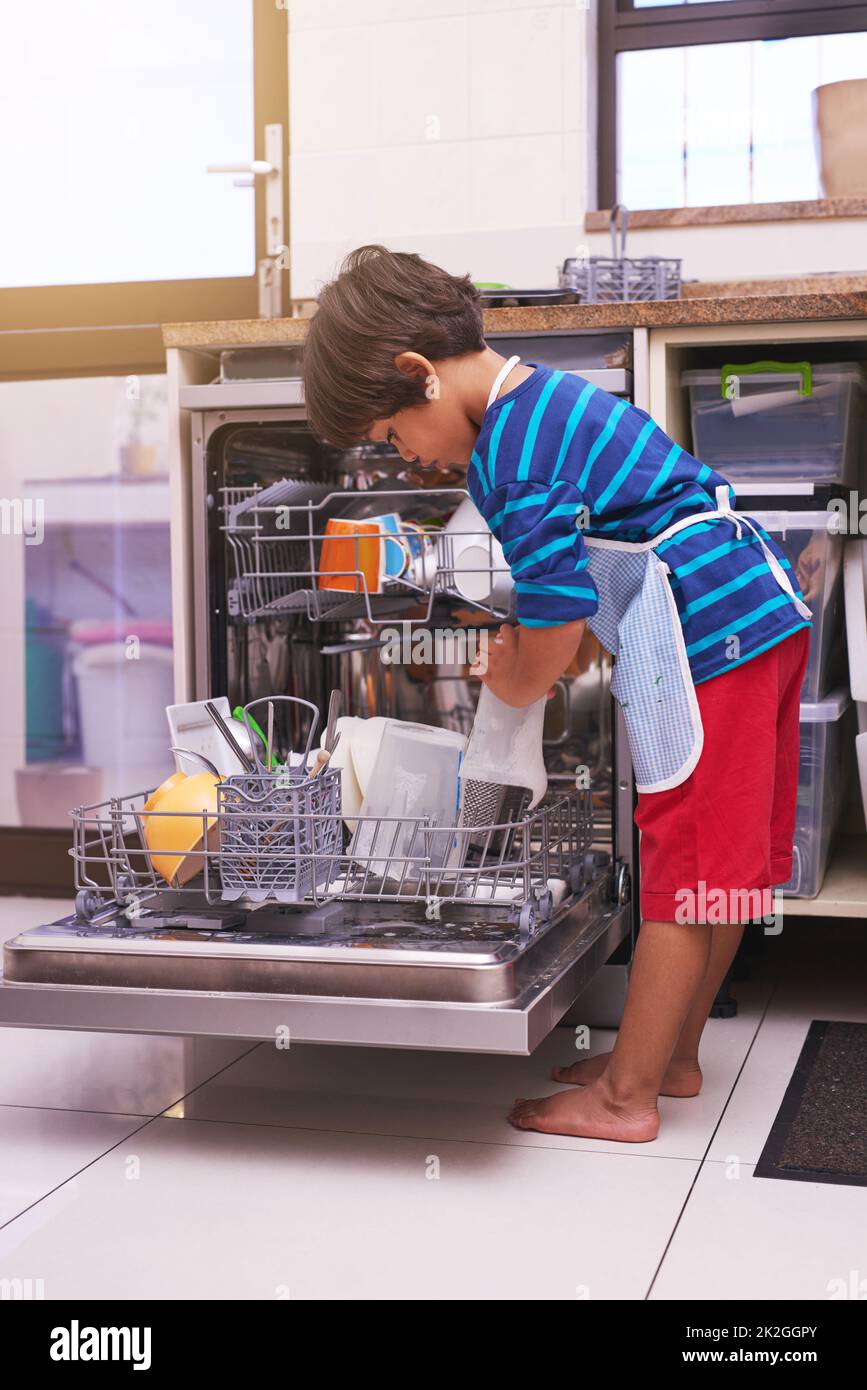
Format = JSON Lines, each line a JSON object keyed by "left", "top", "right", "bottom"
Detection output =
{"left": 394, "top": 351, "right": 435, "bottom": 382}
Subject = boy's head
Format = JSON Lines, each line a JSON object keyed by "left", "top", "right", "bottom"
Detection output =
{"left": 303, "top": 245, "right": 486, "bottom": 469}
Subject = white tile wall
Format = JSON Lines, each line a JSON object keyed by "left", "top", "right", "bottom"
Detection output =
{"left": 288, "top": 0, "right": 590, "bottom": 296}
{"left": 287, "top": 0, "right": 861, "bottom": 298}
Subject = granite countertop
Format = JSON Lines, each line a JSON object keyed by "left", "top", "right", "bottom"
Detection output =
{"left": 162, "top": 279, "right": 867, "bottom": 351}
{"left": 585, "top": 197, "right": 867, "bottom": 231}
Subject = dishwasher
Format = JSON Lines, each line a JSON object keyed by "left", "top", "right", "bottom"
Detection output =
{"left": 1, "top": 331, "right": 638, "bottom": 1055}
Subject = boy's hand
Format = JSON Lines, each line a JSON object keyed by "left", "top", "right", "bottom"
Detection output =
{"left": 472, "top": 624, "right": 519, "bottom": 690}
{"left": 470, "top": 620, "right": 586, "bottom": 708}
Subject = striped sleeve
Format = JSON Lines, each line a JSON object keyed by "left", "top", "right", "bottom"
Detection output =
{"left": 481, "top": 480, "right": 598, "bottom": 627}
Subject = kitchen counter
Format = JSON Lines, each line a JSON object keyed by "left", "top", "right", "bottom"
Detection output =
{"left": 163, "top": 284, "right": 867, "bottom": 351}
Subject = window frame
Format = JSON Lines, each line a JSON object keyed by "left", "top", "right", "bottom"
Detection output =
{"left": 598, "top": 0, "right": 867, "bottom": 210}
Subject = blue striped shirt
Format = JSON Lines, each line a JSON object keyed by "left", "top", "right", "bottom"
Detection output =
{"left": 469, "top": 365, "right": 812, "bottom": 685}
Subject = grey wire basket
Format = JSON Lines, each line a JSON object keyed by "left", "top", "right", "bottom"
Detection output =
{"left": 218, "top": 766, "right": 342, "bottom": 905}
{"left": 561, "top": 205, "right": 681, "bottom": 303}
{"left": 218, "top": 696, "right": 343, "bottom": 904}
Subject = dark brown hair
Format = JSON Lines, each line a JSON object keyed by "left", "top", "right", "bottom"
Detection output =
{"left": 302, "top": 244, "right": 485, "bottom": 447}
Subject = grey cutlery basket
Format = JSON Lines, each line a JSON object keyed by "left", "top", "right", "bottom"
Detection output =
{"left": 218, "top": 765, "right": 342, "bottom": 905}
{"left": 560, "top": 205, "right": 681, "bottom": 303}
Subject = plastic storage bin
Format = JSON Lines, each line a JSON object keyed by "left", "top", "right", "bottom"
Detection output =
{"left": 682, "top": 360, "right": 867, "bottom": 484}
{"left": 780, "top": 689, "right": 850, "bottom": 899}
{"left": 747, "top": 510, "right": 845, "bottom": 701}
{"left": 72, "top": 641, "right": 175, "bottom": 795}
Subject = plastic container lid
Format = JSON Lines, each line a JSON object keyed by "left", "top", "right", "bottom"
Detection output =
{"left": 799, "top": 688, "right": 850, "bottom": 723}
{"left": 681, "top": 361, "right": 867, "bottom": 388}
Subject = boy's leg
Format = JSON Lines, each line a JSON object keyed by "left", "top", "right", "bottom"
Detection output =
{"left": 552, "top": 628, "right": 809, "bottom": 1101}
{"left": 587, "top": 917, "right": 711, "bottom": 1106}
{"left": 669, "top": 921, "right": 746, "bottom": 1064}
{"left": 552, "top": 918, "right": 742, "bottom": 1095}
{"left": 510, "top": 916, "right": 711, "bottom": 1140}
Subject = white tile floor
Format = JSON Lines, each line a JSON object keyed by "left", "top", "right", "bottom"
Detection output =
{"left": 0, "top": 898, "right": 865, "bottom": 1300}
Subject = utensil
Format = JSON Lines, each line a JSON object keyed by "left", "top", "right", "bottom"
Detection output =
{"left": 231, "top": 705, "right": 273, "bottom": 768}
{"left": 204, "top": 700, "right": 255, "bottom": 774}
{"left": 312, "top": 730, "right": 341, "bottom": 777}
{"left": 166, "top": 697, "right": 253, "bottom": 778}
{"left": 324, "top": 689, "right": 341, "bottom": 752}
{"left": 169, "top": 746, "right": 220, "bottom": 779}
{"left": 266, "top": 701, "right": 275, "bottom": 771}
{"left": 241, "top": 694, "right": 320, "bottom": 775}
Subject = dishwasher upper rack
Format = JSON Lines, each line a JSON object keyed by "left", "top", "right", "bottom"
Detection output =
{"left": 222, "top": 485, "right": 515, "bottom": 624}
{"left": 70, "top": 782, "right": 592, "bottom": 931}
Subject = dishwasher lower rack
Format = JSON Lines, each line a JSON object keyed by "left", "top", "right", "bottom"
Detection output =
{"left": 70, "top": 781, "right": 593, "bottom": 935}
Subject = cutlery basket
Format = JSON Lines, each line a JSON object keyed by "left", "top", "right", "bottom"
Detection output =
{"left": 217, "top": 765, "right": 342, "bottom": 905}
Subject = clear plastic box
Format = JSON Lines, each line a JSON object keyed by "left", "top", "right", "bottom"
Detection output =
{"left": 747, "top": 510, "right": 846, "bottom": 702}
{"left": 682, "top": 360, "right": 867, "bottom": 483}
{"left": 780, "top": 689, "right": 850, "bottom": 898}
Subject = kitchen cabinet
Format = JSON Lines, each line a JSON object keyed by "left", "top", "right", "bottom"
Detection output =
{"left": 647, "top": 316, "right": 867, "bottom": 918}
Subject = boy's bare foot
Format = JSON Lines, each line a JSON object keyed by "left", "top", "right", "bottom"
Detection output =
{"left": 508, "top": 1078, "right": 659, "bottom": 1142}
{"left": 551, "top": 1051, "right": 703, "bottom": 1098}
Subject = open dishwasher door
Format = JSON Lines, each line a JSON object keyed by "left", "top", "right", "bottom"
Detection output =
{"left": 1, "top": 871, "right": 629, "bottom": 1056}
{"left": 0, "top": 336, "right": 637, "bottom": 1055}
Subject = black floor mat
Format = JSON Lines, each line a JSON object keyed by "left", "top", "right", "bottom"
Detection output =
{"left": 754, "top": 1021, "right": 867, "bottom": 1187}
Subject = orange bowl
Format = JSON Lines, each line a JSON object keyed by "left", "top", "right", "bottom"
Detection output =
{"left": 141, "top": 771, "right": 220, "bottom": 886}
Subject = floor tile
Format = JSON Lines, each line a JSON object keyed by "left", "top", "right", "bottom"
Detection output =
{"left": 0, "top": 1115, "right": 698, "bottom": 1300}
{"left": 650, "top": 1158, "right": 867, "bottom": 1301}
{"left": 0, "top": 1106, "right": 148, "bottom": 1229}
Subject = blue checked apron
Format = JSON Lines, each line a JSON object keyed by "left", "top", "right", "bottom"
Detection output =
{"left": 485, "top": 356, "right": 814, "bottom": 795}
{"left": 581, "top": 488, "right": 812, "bottom": 792}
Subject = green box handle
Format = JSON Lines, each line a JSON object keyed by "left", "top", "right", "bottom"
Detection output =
{"left": 720, "top": 360, "right": 813, "bottom": 401}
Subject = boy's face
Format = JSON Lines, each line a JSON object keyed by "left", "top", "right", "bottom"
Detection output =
{"left": 365, "top": 352, "right": 477, "bottom": 471}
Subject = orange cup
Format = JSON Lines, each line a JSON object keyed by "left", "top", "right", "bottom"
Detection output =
{"left": 318, "top": 518, "right": 383, "bottom": 594}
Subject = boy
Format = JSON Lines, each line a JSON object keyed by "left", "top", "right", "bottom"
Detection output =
{"left": 304, "top": 245, "right": 812, "bottom": 1144}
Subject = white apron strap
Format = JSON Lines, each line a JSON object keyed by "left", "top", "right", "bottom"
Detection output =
{"left": 734, "top": 514, "right": 813, "bottom": 621}
{"left": 486, "top": 355, "right": 521, "bottom": 411}
{"left": 650, "top": 483, "right": 812, "bottom": 622}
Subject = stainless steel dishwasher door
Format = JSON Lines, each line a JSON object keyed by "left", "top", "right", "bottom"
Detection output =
{"left": 0, "top": 877, "right": 629, "bottom": 1056}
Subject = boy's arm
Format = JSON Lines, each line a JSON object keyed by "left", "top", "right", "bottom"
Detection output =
{"left": 471, "top": 620, "right": 587, "bottom": 708}
{"left": 469, "top": 478, "right": 597, "bottom": 705}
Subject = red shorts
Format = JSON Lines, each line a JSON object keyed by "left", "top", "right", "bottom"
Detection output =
{"left": 634, "top": 627, "right": 810, "bottom": 924}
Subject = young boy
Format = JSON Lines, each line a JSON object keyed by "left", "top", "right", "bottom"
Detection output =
{"left": 304, "top": 245, "right": 812, "bottom": 1144}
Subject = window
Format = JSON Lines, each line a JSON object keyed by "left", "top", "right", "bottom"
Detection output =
{"left": 599, "top": 1, "right": 867, "bottom": 209}
{"left": 1, "top": 0, "right": 255, "bottom": 289}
